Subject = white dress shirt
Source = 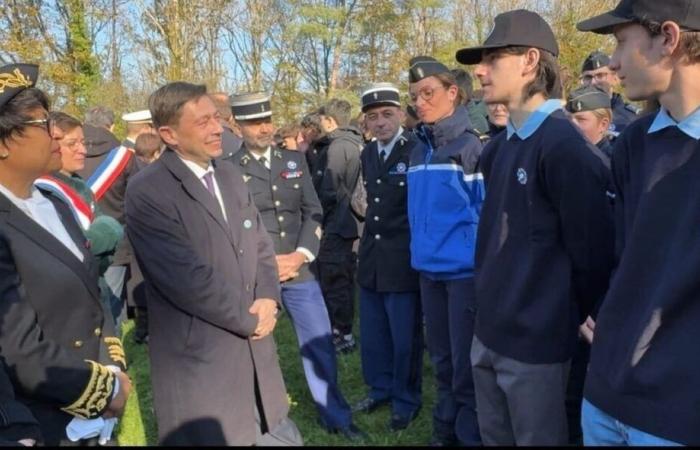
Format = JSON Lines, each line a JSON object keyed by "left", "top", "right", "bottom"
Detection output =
{"left": 377, "top": 127, "right": 404, "bottom": 161}
{"left": 178, "top": 157, "right": 228, "bottom": 223}
{"left": 0, "top": 184, "right": 84, "bottom": 262}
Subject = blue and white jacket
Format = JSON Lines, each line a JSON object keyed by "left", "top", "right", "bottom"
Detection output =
{"left": 408, "top": 105, "right": 485, "bottom": 280}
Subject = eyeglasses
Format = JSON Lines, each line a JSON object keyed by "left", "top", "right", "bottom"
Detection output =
{"left": 61, "top": 139, "right": 86, "bottom": 150}
{"left": 581, "top": 72, "right": 612, "bottom": 84}
{"left": 409, "top": 85, "right": 447, "bottom": 104}
{"left": 22, "top": 117, "right": 52, "bottom": 135}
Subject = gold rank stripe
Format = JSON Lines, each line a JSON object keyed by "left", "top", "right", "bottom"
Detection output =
{"left": 61, "top": 360, "right": 114, "bottom": 419}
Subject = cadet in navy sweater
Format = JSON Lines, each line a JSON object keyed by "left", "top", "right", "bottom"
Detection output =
{"left": 406, "top": 56, "right": 484, "bottom": 446}
{"left": 578, "top": 0, "right": 700, "bottom": 445}
{"left": 458, "top": 10, "right": 614, "bottom": 445}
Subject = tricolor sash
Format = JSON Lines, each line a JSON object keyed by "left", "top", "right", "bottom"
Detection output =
{"left": 34, "top": 176, "right": 94, "bottom": 231}
{"left": 87, "top": 145, "right": 134, "bottom": 201}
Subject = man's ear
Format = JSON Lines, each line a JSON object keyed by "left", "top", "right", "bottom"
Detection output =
{"left": 158, "top": 126, "right": 178, "bottom": 148}
{"left": 522, "top": 48, "right": 541, "bottom": 78}
{"left": 659, "top": 21, "right": 683, "bottom": 58}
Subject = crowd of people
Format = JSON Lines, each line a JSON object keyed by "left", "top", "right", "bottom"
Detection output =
{"left": 0, "top": 0, "right": 698, "bottom": 446}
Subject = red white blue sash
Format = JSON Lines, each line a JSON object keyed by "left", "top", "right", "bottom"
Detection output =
{"left": 34, "top": 176, "right": 94, "bottom": 231}
{"left": 87, "top": 145, "right": 134, "bottom": 201}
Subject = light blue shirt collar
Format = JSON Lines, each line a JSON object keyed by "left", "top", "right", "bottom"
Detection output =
{"left": 506, "top": 99, "right": 563, "bottom": 140}
{"left": 648, "top": 107, "right": 700, "bottom": 140}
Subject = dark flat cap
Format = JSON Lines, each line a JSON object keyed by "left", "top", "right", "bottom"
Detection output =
{"left": 566, "top": 86, "right": 612, "bottom": 113}
{"left": 409, "top": 56, "right": 450, "bottom": 83}
{"left": 582, "top": 51, "right": 611, "bottom": 72}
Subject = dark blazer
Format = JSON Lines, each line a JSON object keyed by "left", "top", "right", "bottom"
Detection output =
{"left": 0, "top": 189, "right": 125, "bottom": 445}
{"left": 226, "top": 146, "right": 323, "bottom": 284}
{"left": 358, "top": 131, "right": 420, "bottom": 292}
{"left": 125, "top": 149, "right": 289, "bottom": 446}
{"left": 0, "top": 361, "right": 42, "bottom": 445}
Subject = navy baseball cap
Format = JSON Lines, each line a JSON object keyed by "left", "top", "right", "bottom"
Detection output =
{"left": 578, "top": 0, "right": 700, "bottom": 34}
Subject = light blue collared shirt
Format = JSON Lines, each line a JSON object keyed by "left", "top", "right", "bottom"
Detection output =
{"left": 506, "top": 99, "right": 563, "bottom": 140}
{"left": 648, "top": 106, "right": 700, "bottom": 140}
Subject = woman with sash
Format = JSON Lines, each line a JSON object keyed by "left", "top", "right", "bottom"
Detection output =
{"left": 35, "top": 112, "right": 123, "bottom": 322}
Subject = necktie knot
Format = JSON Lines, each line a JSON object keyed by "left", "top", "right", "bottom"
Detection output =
{"left": 259, "top": 156, "right": 269, "bottom": 170}
{"left": 379, "top": 150, "right": 387, "bottom": 162}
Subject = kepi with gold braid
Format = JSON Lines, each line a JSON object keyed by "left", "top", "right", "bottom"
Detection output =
{"left": 61, "top": 360, "right": 115, "bottom": 419}
{"left": 0, "top": 64, "right": 38, "bottom": 111}
{"left": 104, "top": 337, "right": 127, "bottom": 369}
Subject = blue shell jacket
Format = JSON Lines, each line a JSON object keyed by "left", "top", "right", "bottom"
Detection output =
{"left": 407, "top": 105, "right": 485, "bottom": 280}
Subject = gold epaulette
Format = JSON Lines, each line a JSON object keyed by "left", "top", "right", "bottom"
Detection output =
{"left": 104, "top": 337, "right": 127, "bottom": 369}
{"left": 61, "top": 360, "right": 115, "bottom": 419}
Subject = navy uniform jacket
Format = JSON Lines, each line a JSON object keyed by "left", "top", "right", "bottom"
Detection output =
{"left": 311, "top": 127, "right": 363, "bottom": 239}
{"left": 126, "top": 149, "right": 288, "bottom": 445}
{"left": 0, "top": 190, "right": 126, "bottom": 445}
{"left": 226, "top": 146, "right": 323, "bottom": 285}
{"left": 358, "top": 130, "right": 419, "bottom": 292}
{"left": 610, "top": 93, "right": 639, "bottom": 135}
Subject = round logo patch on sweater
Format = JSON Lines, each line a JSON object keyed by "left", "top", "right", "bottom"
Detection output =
{"left": 516, "top": 168, "right": 528, "bottom": 185}
{"left": 396, "top": 162, "right": 407, "bottom": 173}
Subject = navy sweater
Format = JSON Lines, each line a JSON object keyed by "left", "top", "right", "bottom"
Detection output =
{"left": 475, "top": 109, "right": 614, "bottom": 364}
{"left": 585, "top": 114, "right": 700, "bottom": 445}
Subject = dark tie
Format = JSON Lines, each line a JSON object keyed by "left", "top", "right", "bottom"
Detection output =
{"left": 259, "top": 156, "right": 269, "bottom": 170}
{"left": 202, "top": 171, "right": 217, "bottom": 198}
{"left": 379, "top": 150, "right": 387, "bottom": 162}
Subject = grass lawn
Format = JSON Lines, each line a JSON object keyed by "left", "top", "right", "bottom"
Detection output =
{"left": 117, "top": 311, "right": 436, "bottom": 446}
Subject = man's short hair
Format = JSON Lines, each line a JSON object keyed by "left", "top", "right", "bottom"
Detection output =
{"left": 209, "top": 92, "right": 233, "bottom": 120}
{"left": 300, "top": 112, "right": 322, "bottom": 134}
{"left": 134, "top": 132, "right": 163, "bottom": 160}
{"left": 451, "top": 68, "right": 474, "bottom": 103}
{"left": 84, "top": 106, "right": 115, "bottom": 129}
{"left": 0, "top": 88, "right": 50, "bottom": 146}
{"left": 149, "top": 82, "right": 208, "bottom": 129}
{"left": 49, "top": 111, "right": 82, "bottom": 133}
{"left": 640, "top": 20, "right": 700, "bottom": 64}
{"left": 319, "top": 99, "right": 352, "bottom": 128}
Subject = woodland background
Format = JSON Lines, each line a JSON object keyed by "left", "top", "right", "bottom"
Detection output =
{"left": 1, "top": 0, "right": 617, "bottom": 125}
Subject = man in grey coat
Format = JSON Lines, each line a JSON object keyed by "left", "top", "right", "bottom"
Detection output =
{"left": 126, "top": 82, "right": 301, "bottom": 446}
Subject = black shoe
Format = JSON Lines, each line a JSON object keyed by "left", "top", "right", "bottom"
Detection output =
{"left": 333, "top": 333, "right": 357, "bottom": 354}
{"left": 318, "top": 420, "right": 368, "bottom": 443}
{"left": 352, "top": 396, "right": 390, "bottom": 413}
{"left": 429, "top": 434, "right": 458, "bottom": 447}
{"left": 388, "top": 408, "right": 420, "bottom": 431}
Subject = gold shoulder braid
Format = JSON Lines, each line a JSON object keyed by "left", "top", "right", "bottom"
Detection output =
{"left": 0, "top": 69, "right": 32, "bottom": 94}
{"left": 61, "top": 360, "right": 115, "bottom": 419}
{"left": 104, "top": 337, "right": 127, "bottom": 369}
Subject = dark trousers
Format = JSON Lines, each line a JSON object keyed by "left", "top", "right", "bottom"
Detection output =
{"left": 420, "top": 275, "right": 480, "bottom": 445}
{"left": 566, "top": 338, "right": 590, "bottom": 445}
{"left": 471, "top": 335, "right": 571, "bottom": 446}
{"left": 281, "top": 280, "right": 351, "bottom": 428}
{"left": 318, "top": 233, "right": 356, "bottom": 336}
{"left": 359, "top": 288, "right": 423, "bottom": 417}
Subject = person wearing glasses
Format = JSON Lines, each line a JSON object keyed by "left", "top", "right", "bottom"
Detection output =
{"left": 0, "top": 63, "right": 131, "bottom": 445}
{"left": 35, "top": 112, "right": 124, "bottom": 320}
{"left": 406, "top": 56, "right": 484, "bottom": 446}
{"left": 580, "top": 51, "right": 640, "bottom": 135}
